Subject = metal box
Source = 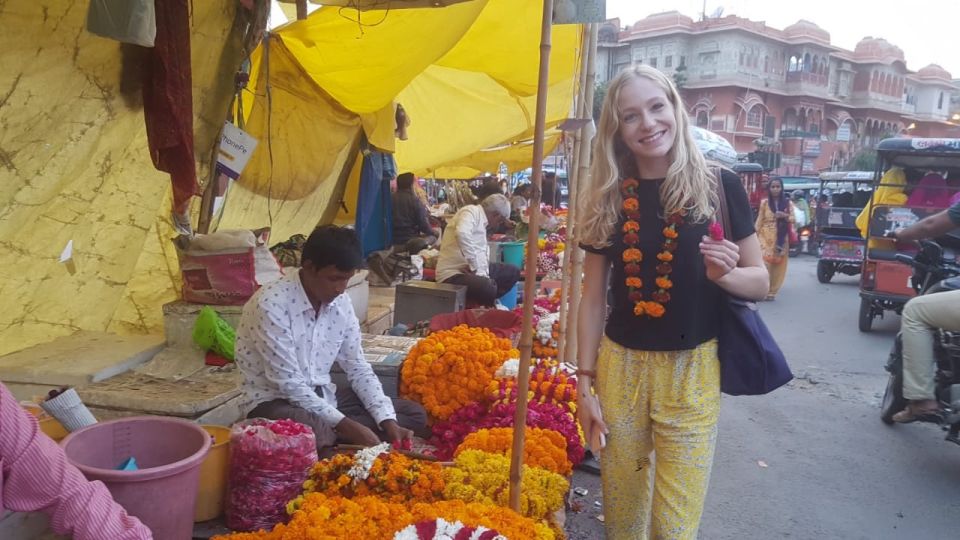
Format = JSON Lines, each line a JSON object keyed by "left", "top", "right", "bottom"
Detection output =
{"left": 394, "top": 281, "right": 466, "bottom": 326}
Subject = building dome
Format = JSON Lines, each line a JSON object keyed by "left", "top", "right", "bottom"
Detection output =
{"left": 853, "top": 37, "right": 905, "bottom": 64}
{"left": 916, "top": 63, "right": 952, "bottom": 81}
{"left": 631, "top": 11, "right": 694, "bottom": 33}
{"left": 783, "top": 20, "right": 830, "bottom": 44}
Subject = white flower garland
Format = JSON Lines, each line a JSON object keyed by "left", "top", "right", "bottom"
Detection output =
{"left": 392, "top": 518, "right": 508, "bottom": 540}
{"left": 535, "top": 312, "right": 560, "bottom": 346}
{"left": 346, "top": 442, "right": 390, "bottom": 483}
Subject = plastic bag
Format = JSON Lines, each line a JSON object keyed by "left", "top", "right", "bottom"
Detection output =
{"left": 192, "top": 307, "right": 236, "bottom": 361}
{"left": 225, "top": 419, "right": 318, "bottom": 531}
{"left": 86, "top": 0, "right": 156, "bottom": 47}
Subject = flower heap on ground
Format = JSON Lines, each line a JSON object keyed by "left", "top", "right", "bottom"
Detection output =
{"left": 215, "top": 493, "right": 556, "bottom": 540}
{"left": 400, "top": 325, "right": 518, "bottom": 421}
{"left": 455, "top": 427, "right": 572, "bottom": 476}
{"left": 289, "top": 444, "right": 445, "bottom": 508}
{"left": 443, "top": 449, "right": 569, "bottom": 521}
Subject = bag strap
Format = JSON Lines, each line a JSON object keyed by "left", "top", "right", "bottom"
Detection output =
{"left": 713, "top": 166, "right": 733, "bottom": 237}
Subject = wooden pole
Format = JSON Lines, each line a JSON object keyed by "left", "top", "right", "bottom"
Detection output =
{"left": 557, "top": 25, "right": 591, "bottom": 363}
{"left": 509, "top": 0, "right": 554, "bottom": 512}
{"left": 564, "top": 23, "right": 598, "bottom": 367}
{"left": 296, "top": 0, "right": 308, "bottom": 20}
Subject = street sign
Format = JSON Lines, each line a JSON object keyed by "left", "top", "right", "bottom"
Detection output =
{"left": 836, "top": 124, "right": 851, "bottom": 142}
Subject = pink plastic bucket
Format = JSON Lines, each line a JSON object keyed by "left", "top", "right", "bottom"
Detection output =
{"left": 61, "top": 416, "right": 211, "bottom": 540}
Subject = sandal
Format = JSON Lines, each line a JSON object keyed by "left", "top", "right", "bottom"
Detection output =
{"left": 892, "top": 402, "right": 943, "bottom": 424}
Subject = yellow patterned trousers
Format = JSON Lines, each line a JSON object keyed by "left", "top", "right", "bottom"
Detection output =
{"left": 596, "top": 337, "right": 721, "bottom": 540}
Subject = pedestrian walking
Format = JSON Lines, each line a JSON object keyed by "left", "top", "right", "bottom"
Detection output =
{"left": 755, "top": 178, "right": 795, "bottom": 300}
{"left": 575, "top": 65, "right": 769, "bottom": 539}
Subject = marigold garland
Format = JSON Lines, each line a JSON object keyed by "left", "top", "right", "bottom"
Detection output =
{"left": 620, "top": 177, "right": 684, "bottom": 318}
{"left": 489, "top": 364, "right": 577, "bottom": 415}
{"left": 455, "top": 427, "right": 572, "bottom": 476}
{"left": 444, "top": 449, "right": 568, "bottom": 521}
{"left": 214, "top": 493, "right": 555, "bottom": 540}
{"left": 401, "top": 325, "right": 517, "bottom": 420}
{"left": 291, "top": 451, "right": 445, "bottom": 507}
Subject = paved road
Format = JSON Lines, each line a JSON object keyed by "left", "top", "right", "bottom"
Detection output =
{"left": 565, "top": 256, "right": 960, "bottom": 539}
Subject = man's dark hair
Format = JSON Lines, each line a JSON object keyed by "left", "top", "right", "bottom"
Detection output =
{"left": 302, "top": 225, "right": 363, "bottom": 271}
{"left": 397, "top": 172, "right": 415, "bottom": 190}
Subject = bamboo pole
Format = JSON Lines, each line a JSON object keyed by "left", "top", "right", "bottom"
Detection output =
{"left": 556, "top": 26, "right": 591, "bottom": 363}
{"left": 564, "top": 23, "right": 598, "bottom": 367}
{"left": 509, "top": 0, "right": 554, "bottom": 512}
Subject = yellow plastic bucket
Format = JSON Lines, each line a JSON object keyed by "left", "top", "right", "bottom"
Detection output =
{"left": 194, "top": 425, "right": 231, "bottom": 522}
{"left": 22, "top": 403, "right": 69, "bottom": 442}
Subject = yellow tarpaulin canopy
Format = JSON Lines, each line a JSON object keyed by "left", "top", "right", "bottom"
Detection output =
{"left": 0, "top": 0, "right": 581, "bottom": 355}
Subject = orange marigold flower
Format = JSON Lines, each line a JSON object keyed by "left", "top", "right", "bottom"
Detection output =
{"left": 625, "top": 277, "right": 643, "bottom": 288}
{"left": 662, "top": 226, "right": 679, "bottom": 239}
{"left": 622, "top": 198, "right": 639, "bottom": 212}
{"left": 622, "top": 220, "right": 640, "bottom": 233}
{"left": 656, "top": 276, "right": 673, "bottom": 290}
{"left": 657, "top": 251, "right": 674, "bottom": 262}
{"left": 622, "top": 248, "right": 643, "bottom": 263}
{"left": 645, "top": 302, "right": 666, "bottom": 317}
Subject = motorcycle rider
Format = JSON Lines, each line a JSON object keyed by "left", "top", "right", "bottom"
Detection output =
{"left": 889, "top": 201, "right": 960, "bottom": 422}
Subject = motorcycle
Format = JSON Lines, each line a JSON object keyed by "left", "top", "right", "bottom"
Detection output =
{"left": 788, "top": 223, "right": 815, "bottom": 257}
{"left": 879, "top": 239, "right": 960, "bottom": 444}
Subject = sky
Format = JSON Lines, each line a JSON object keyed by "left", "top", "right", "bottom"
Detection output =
{"left": 606, "top": 0, "right": 960, "bottom": 77}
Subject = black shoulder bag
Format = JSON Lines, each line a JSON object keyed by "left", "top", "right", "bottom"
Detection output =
{"left": 714, "top": 169, "right": 793, "bottom": 395}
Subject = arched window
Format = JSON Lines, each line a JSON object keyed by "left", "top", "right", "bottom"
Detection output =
{"left": 789, "top": 56, "right": 798, "bottom": 72}
{"left": 696, "top": 110, "right": 709, "bottom": 128}
{"left": 804, "top": 53, "right": 812, "bottom": 72}
{"left": 746, "top": 106, "right": 763, "bottom": 128}
{"left": 939, "top": 92, "right": 945, "bottom": 109}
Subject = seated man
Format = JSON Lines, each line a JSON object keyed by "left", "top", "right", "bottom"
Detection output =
{"left": 436, "top": 193, "right": 520, "bottom": 307}
{"left": 236, "top": 225, "right": 428, "bottom": 449}
{"left": 890, "top": 201, "right": 960, "bottom": 422}
{"left": 391, "top": 172, "right": 437, "bottom": 254}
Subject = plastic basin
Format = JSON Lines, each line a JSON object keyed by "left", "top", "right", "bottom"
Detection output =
{"left": 498, "top": 282, "right": 519, "bottom": 309}
{"left": 61, "top": 416, "right": 211, "bottom": 540}
{"left": 194, "top": 425, "right": 231, "bottom": 522}
{"left": 500, "top": 241, "right": 526, "bottom": 268}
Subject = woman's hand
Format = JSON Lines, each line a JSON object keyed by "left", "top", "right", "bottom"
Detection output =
{"left": 775, "top": 211, "right": 789, "bottom": 219}
{"left": 577, "top": 385, "right": 608, "bottom": 456}
{"left": 700, "top": 235, "right": 741, "bottom": 282}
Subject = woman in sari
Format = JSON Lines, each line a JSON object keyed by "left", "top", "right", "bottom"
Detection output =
{"left": 756, "top": 178, "right": 795, "bottom": 300}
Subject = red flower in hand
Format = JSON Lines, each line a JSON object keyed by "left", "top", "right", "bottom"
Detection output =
{"left": 709, "top": 222, "right": 724, "bottom": 241}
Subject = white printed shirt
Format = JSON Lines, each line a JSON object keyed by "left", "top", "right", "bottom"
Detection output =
{"left": 235, "top": 271, "right": 395, "bottom": 428}
{"left": 435, "top": 204, "right": 489, "bottom": 283}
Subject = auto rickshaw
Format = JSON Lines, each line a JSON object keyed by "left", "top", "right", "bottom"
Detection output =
{"left": 814, "top": 171, "right": 873, "bottom": 283}
{"left": 733, "top": 162, "right": 766, "bottom": 218}
{"left": 858, "top": 138, "right": 960, "bottom": 332}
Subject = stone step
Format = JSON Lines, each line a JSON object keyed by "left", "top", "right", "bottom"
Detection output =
{"left": 0, "top": 332, "right": 164, "bottom": 401}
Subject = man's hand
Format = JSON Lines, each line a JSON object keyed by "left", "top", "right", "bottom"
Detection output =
{"left": 334, "top": 417, "right": 380, "bottom": 447}
{"left": 381, "top": 419, "right": 413, "bottom": 448}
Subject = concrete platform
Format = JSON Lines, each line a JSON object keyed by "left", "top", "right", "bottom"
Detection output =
{"left": 0, "top": 332, "right": 164, "bottom": 401}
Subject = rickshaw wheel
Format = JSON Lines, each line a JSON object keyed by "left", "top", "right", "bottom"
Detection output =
{"left": 816, "top": 260, "right": 834, "bottom": 283}
{"left": 858, "top": 297, "right": 875, "bottom": 332}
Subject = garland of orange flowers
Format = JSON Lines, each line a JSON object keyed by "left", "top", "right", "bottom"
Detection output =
{"left": 488, "top": 362, "right": 577, "bottom": 415}
{"left": 213, "top": 493, "right": 556, "bottom": 540}
{"left": 443, "top": 449, "right": 568, "bottom": 521}
{"left": 621, "top": 178, "right": 684, "bottom": 318}
{"left": 401, "top": 325, "right": 518, "bottom": 420}
{"left": 291, "top": 451, "right": 445, "bottom": 507}
{"left": 454, "top": 427, "right": 572, "bottom": 476}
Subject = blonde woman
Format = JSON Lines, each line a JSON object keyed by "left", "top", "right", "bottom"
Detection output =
{"left": 576, "top": 65, "right": 769, "bottom": 539}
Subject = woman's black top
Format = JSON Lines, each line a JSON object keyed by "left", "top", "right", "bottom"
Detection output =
{"left": 581, "top": 169, "right": 755, "bottom": 351}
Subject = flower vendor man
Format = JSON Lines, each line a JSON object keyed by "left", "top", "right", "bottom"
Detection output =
{"left": 0, "top": 382, "right": 151, "bottom": 539}
{"left": 236, "top": 225, "right": 428, "bottom": 449}
{"left": 391, "top": 172, "right": 437, "bottom": 254}
{"left": 435, "top": 193, "right": 521, "bottom": 307}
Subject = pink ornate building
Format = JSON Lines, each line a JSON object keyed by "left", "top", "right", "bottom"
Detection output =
{"left": 597, "top": 13, "right": 960, "bottom": 174}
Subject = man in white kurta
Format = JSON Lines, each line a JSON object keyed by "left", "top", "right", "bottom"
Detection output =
{"left": 236, "top": 225, "right": 427, "bottom": 449}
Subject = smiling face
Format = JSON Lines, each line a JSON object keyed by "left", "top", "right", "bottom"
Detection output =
{"left": 617, "top": 76, "right": 677, "bottom": 176}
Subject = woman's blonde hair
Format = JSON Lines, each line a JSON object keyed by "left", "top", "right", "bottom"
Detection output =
{"left": 579, "top": 65, "right": 718, "bottom": 248}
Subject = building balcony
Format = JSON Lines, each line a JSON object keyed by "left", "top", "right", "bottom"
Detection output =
{"left": 786, "top": 71, "right": 829, "bottom": 86}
